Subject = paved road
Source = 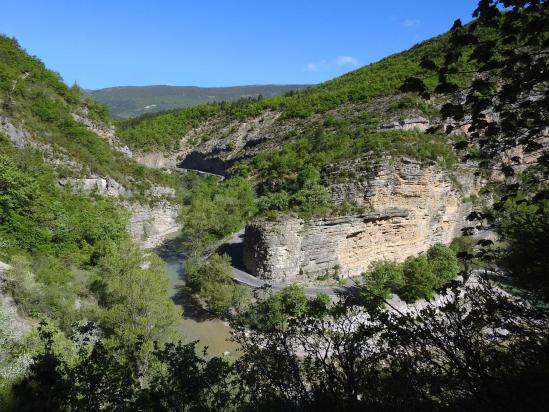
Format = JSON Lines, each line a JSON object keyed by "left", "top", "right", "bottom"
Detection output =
{"left": 175, "top": 168, "right": 349, "bottom": 297}
{"left": 220, "top": 231, "right": 349, "bottom": 298}
{"left": 175, "top": 167, "right": 225, "bottom": 184}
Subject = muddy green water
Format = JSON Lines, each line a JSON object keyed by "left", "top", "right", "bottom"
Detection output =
{"left": 163, "top": 254, "right": 239, "bottom": 357}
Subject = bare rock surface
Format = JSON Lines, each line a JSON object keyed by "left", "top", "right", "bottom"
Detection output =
{"left": 146, "top": 186, "right": 177, "bottom": 198}
{"left": 0, "top": 117, "right": 31, "bottom": 148}
{"left": 379, "top": 116, "right": 430, "bottom": 132}
{"left": 244, "top": 158, "right": 481, "bottom": 283}
{"left": 126, "top": 201, "right": 181, "bottom": 249}
{"left": 58, "top": 176, "right": 131, "bottom": 197}
{"left": 134, "top": 151, "right": 179, "bottom": 169}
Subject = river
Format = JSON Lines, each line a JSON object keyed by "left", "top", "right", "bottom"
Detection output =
{"left": 162, "top": 252, "right": 239, "bottom": 357}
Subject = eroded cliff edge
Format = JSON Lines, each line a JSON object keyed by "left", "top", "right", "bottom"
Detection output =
{"left": 243, "top": 157, "right": 482, "bottom": 283}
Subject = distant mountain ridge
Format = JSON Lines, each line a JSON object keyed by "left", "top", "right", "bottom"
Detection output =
{"left": 87, "top": 84, "right": 309, "bottom": 118}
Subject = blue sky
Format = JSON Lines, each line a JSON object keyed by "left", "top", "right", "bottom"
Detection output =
{"left": 1, "top": 1, "right": 478, "bottom": 89}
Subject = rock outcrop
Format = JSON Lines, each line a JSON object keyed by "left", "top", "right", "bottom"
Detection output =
{"left": 146, "top": 185, "right": 176, "bottom": 198}
{"left": 58, "top": 176, "right": 131, "bottom": 197}
{"left": 126, "top": 201, "right": 181, "bottom": 249}
{"left": 134, "top": 151, "right": 179, "bottom": 169}
{"left": 243, "top": 158, "right": 481, "bottom": 283}
{"left": 1, "top": 117, "right": 31, "bottom": 148}
{"left": 379, "top": 116, "right": 430, "bottom": 132}
{"left": 72, "top": 110, "right": 133, "bottom": 158}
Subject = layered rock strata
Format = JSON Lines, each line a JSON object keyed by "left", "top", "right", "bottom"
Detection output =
{"left": 126, "top": 201, "right": 181, "bottom": 249}
{"left": 243, "top": 158, "right": 479, "bottom": 283}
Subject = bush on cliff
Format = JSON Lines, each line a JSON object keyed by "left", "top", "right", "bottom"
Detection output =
{"left": 363, "top": 243, "right": 459, "bottom": 304}
{"left": 427, "top": 242, "right": 460, "bottom": 288}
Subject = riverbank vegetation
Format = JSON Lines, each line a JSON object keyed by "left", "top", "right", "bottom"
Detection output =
{"left": 184, "top": 254, "right": 249, "bottom": 316}
{"left": 178, "top": 176, "right": 256, "bottom": 254}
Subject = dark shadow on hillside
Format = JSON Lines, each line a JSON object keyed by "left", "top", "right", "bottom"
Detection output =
{"left": 172, "top": 285, "right": 217, "bottom": 322}
{"left": 178, "top": 151, "right": 230, "bottom": 176}
{"left": 154, "top": 236, "right": 185, "bottom": 259}
{"left": 335, "top": 285, "right": 364, "bottom": 302}
{"left": 218, "top": 232, "right": 246, "bottom": 270}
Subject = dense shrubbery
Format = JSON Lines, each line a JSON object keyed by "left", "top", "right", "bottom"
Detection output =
{"left": 179, "top": 176, "right": 256, "bottom": 254}
{"left": 362, "top": 243, "right": 460, "bottom": 304}
{"left": 361, "top": 261, "right": 404, "bottom": 303}
{"left": 241, "top": 284, "right": 330, "bottom": 332}
{"left": 0, "top": 306, "right": 32, "bottom": 409}
{"left": 0, "top": 238, "right": 182, "bottom": 405}
{"left": 493, "top": 193, "right": 549, "bottom": 300}
{"left": 244, "top": 127, "right": 456, "bottom": 218}
{"left": 184, "top": 254, "right": 249, "bottom": 315}
{"left": 0, "top": 143, "right": 181, "bottom": 343}
{"left": 0, "top": 151, "right": 128, "bottom": 263}
{"left": 8, "top": 282, "right": 548, "bottom": 411}
{"left": 95, "top": 243, "right": 182, "bottom": 351}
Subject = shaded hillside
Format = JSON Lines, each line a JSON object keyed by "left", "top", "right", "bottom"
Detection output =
{"left": 87, "top": 84, "right": 309, "bottom": 118}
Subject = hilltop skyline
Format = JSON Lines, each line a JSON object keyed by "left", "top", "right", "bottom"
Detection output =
{"left": 1, "top": 0, "right": 477, "bottom": 89}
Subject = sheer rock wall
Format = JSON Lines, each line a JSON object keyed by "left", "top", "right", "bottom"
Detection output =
{"left": 243, "top": 158, "right": 480, "bottom": 283}
{"left": 126, "top": 201, "right": 181, "bottom": 249}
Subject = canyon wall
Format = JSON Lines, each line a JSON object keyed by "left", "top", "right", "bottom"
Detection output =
{"left": 243, "top": 158, "right": 480, "bottom": 283}
{"left": 126, "top": 201, "right": 181, "bottom": 249}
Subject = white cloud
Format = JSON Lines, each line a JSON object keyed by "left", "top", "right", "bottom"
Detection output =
{"left": 403, "top": 18, "right": 421, "bottom": 28}
{"left": 303, "top": 63, "right": 318, "bottom": 72}
{"left": 335, "top": 56, "right": 359, "bottom": 67}
{"left": 304, "top": 56, "right": 359, "bottom": 73}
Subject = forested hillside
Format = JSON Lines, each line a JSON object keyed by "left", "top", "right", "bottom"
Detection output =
{"left": 0, "top": 35, "right": 184, "bottom": 407}
{"left": 87, "top": 84, "right": 309, "bottom": 118}
{"left": 0, "top": 36, "right": 184, "bottom": 194}
{"left": 116, "top": 28, "right": 473, "bottom": 221}
{"left": 116, "top": 29, "right": 472, "bottom": 152}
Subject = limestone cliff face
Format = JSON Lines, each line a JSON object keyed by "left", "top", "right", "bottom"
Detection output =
{"left": 243, "top": 158, "right": 480, "bottom": 283}
{"left": 56, "top": 176, "right": 179, "bottom": 248}
{"left": 126, "top": 201, "right": 181, "bottom": 249}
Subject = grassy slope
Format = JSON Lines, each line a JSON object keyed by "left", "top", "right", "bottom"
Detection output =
{"left": 87, "top": 84, "right": 310, "bottom": 118}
